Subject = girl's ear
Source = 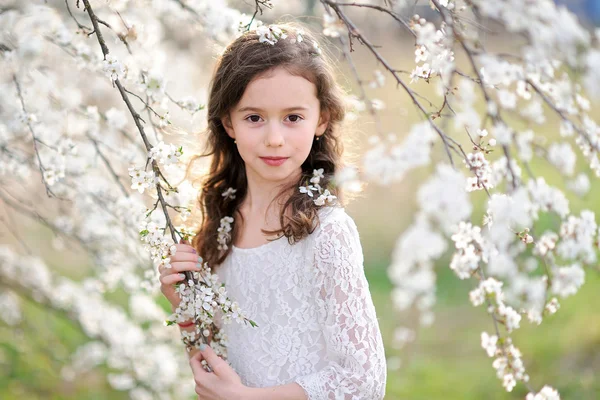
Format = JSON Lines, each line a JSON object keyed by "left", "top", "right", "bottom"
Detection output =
{"left": 221, "top": 115, "right": 235, "bottom": 139}
{"left": 316, "top": 111, "right": 330, "bottom": 137}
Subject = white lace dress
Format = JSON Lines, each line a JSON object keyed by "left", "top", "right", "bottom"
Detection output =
{"left": 214, "top": 206, "right": 387, "bottom": 400}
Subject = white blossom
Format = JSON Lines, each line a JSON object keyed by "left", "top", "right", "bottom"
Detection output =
{"left": 217, "top": 216, "right": 234, "bottom": 251}
{"left": 256, "top": 24, "right": 287, "bottom": 45}
{"left": 322, "top": 13, "right": 345, "bottom": 38}
{"left": 222, "top": 187, "right": 237, "bottom": 200}
{"left": 551, "top": 264, "right": 585, "bottom": 298}
{"left": 106, "top": 107, "right": 128, "bottom": 130}
{"left": 481, "top": 332, "right": 498, "bottom": 357}
{"left": 526, "top": 386, "right": 561, "bottom": 400}
{"left": 567, "top": 173, "right": 590, "bottom": 196}
{"left": 102, "top": 54, "right": 126, "bottom": 81}
{"left": 548, "top": 142, "right": 576, "bottom": 176}
{"left": 493, "top": 122, "right": 512, "bottom": 145}
{"left": 148, "top": 141, "right": 183, "bottom": 167}
{"left": 364, "top": 122, "right": 437, "bottom": 185}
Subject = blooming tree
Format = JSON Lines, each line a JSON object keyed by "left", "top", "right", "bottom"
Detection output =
{"left": 0, "top": 0, "right": 598, "bottom": 399}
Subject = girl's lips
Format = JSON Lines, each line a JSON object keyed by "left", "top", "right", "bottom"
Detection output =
{"left": 260, "top": 157, "right": 288, "bottom": 166}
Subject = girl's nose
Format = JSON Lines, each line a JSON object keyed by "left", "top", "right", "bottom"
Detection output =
{"left": 265, "top": 123, "right": 284, "bottom": 147}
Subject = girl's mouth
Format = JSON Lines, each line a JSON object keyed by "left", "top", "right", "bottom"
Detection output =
{"left": 260, "top": 157, "right": 289, "bottom": 166}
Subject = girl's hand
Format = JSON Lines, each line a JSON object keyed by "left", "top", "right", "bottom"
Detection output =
{"left": 158, "top": 240, "right": 201, "bottom": 309}
{"left": 190, "top": 344, "right": 248, "bottom": 399}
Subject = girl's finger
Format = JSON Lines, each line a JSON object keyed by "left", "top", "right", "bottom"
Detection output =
{"left": 160, "top": 273, "right": 186, "bottom": 285}
{"left": 170, "top": 252, "right": 200, "bottom": 263}
{"left": 197, "top": 344, "right": 227, "bottom": 376}
{"left": 168, "top": 261, "right": 203, "bottom": 274}
{"left": 190, "top": 351, "right": 210, "bottom": 382}
{"left": 173, "top": 244, "right": 197, "bottom": 254}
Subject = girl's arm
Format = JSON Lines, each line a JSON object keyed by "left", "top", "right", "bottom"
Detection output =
{"left": 241, "top": 383, "right": 307, "bottom": 400}
{"left": 292, "top": 210, "right": 387, "bottom": 400}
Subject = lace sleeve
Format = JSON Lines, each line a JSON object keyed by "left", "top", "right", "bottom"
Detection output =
{"left": 294, "top": 210, "right": 387, "bottom": 400}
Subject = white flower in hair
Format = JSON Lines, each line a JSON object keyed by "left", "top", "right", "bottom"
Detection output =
{"left": 222, "top": 187, "right": 237, "bottom": 200}
{"left": 289, "top": 28, "right": 305, "bottom": 44}
{"left": 299, "top": 169, "right": 337, "bottom": 206}
{"left": 312, "top": 41, "right": 322, "bottom": 55}
{"left": 310, "top": 168, "right": 324, "bottom": 183}
{"left": 217, "top": 216, "right": 234, "bottom": 251}
{"left": 256, "top": 24, "right": 287, "bottom": 45}
{"left": 299, "top": 185, "right": 318, "bottom": 197}
{"left": 314, "top": 189, "right": 336, "bottom": 206}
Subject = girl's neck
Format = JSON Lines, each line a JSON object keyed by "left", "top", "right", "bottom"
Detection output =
{"left": 241, "top": 169, "right": 300, "bottom": 218}
{"left": 241, "top": 182, "right": 290, "bottom": 219}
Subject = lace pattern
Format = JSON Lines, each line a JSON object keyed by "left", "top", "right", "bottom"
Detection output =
{"left": 215, "top": 206, "right": 387, "bottom": 399}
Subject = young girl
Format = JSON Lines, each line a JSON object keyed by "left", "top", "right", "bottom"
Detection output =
{"left": 159, "top": 22, "right": 387, "bottom": 399}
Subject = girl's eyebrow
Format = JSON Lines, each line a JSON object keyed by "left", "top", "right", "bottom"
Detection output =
{"left": 236, "top": 106, "right": 310, "bottom": 113}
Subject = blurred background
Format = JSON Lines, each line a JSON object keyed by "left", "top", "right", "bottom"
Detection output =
{"left": 1, "top": 0, "right": 599, "bottom": 399}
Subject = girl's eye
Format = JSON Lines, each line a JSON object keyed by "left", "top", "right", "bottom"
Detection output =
{"left": 246, "top": 115, "right": 262, "bottom": 123}
{"left": 244, "top": 114, "right": 304, "bottom": 123}
{"left": 287, "top": 114, "right": 303, "bottom": 123}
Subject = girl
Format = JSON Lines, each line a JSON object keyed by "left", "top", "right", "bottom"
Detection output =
{"left": 159, "top": 22, "right": 387, "bottom": 399}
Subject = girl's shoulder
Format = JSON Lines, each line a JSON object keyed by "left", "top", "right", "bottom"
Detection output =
{"left": 316, "top": 204, "right": 350, "bottom": 224}
{"left": 314, "top": 205, "right": 360, "bottom": 243}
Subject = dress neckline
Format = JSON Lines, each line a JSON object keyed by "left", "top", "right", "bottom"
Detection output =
{"left": 230, "top": 206, "right": 340, "bottom": 254}
{"left": 231, "top": 234, "right": 286, "bottom": 253}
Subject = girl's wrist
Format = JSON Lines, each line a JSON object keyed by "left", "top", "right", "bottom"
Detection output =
{"left": 234, "top": 385, "right": 255, "bottom": 400}
{"left": 177, "top": 320, "right": 195, "bottom": 328}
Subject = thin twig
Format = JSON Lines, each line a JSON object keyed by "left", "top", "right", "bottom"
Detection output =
{"left": 65, "top": 0, "right": 91, "bottom": 32}
{"left": 243, "top": 0, "right": 273, "bottom": 31}
{"left": 13, "top": 75, "right": 57, "bottom": 198}
{"left": 87, "top": 134, "right": 129, "bottom": 196}
{"left": 333, "top": 1, "right": 413, "bottom": 33}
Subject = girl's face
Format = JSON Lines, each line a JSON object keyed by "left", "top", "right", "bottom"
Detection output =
{"left": 221, "top": 66, "right": 329, "bottom": 187}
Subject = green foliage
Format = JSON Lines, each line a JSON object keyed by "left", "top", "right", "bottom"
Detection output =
{"left": 365, "top": 266, "right": 600, "bottom": 399}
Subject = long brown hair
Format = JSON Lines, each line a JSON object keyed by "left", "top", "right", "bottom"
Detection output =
{"left": 190, "top": 22, "right": 348, "bottom": 269}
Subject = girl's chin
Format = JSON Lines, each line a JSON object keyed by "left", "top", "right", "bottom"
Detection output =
{"left": 250, "top": 165, "right": 302, "bottom": 183}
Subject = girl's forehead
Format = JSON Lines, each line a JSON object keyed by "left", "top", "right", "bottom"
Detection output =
{"left": 237, "top": 70, "right": 319, "bottom": 111}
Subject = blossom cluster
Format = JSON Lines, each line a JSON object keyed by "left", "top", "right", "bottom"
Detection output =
{"left": 139, "top": 216, "right": 176, "bottom": 270}
{"left": 254, "top": 23, "right": 321, "bottom": 55}
{"left": 410, "top": 14, "right": 455, "bottom": 86}
{"left": 129, "top": 166, "right": 159, "bottom": 194}
{"left": 166, "top": 247, "right": 256, "bottom": 355}
{"left": 464, "top": 151, "right": 495, "bottom": 192}
{"left": 217, "top": 216, "right": 234, "bottom": 251}
{"left": 363, "top": 122, "right": 437, "bottom": 185}
{"left": 299, "top": 168, "right": 337, "bottom": 206}
{"left": 148, "top": 141, "right": 183, "bottom": 167}
{"left": 256, "top": 24, "right": 287, "bottom": 45}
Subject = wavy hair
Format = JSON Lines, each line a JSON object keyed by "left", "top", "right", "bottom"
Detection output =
{"left": 190, "top": 22, "right": 348, "bottom": 269}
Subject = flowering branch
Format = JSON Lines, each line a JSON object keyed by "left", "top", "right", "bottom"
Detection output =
{"left": 80, "top": 0, "right": 182, "bottom": 246}
{"left": 321, "top": 0, "right": 458, "bottom": 166}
